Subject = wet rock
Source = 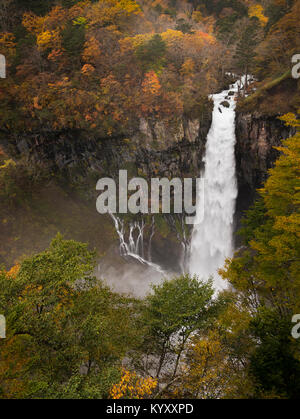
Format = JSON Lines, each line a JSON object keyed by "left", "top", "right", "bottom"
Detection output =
{"left": 221, "top": 100, "right": 230, "bottom": 108}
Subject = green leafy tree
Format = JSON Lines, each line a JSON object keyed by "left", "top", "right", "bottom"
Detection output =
{"left": 62, "top": 21, "right": 86, "bottom": 60}
{"left": 0, "top": 235, "right": 140, "bottom": 399}
{"left": 233, "top": 19, "right": 260, "bottom": 85}
{"left": 220, "top": 116, "right": 300, "bottom": 398}
{"left": 135, "top": 34, "right": 166, "bottom": 73}
{"left": 249, "top": 307, "right": 300, "bottom": 398}
{"left": 132, "top": 274, "right": 227, "bottom": 395}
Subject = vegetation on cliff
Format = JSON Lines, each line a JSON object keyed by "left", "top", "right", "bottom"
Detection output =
{"left": 0, "top": 0, "right": 299, "bottom": 400}
{"left": 1, "top": 0, "right": 298, "bottom": 136}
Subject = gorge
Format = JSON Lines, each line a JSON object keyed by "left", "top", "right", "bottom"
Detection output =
{"left": 0, "top": 79, "right": 292, "bottom": 292}
{"left": 97, "top": 77, "right": 292, "bottom": 295}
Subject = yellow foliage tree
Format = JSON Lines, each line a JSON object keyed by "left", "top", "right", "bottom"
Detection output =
{"left": 37, "top": 30, "right": 61, "bottom": 51}
{"left": 142, "top": 70, "right": 161, "bottom": 96}
{"left": 248, "top": 4, "right": 268, "bottom": 26}
{"left": 110, "top": 369, "right": 157, "bottom": 399}
{"left": 180, "top": 58, "right": 195, "bottom": 78}
{"left": 0, "top": 32, "right": 16, "bottom": 58}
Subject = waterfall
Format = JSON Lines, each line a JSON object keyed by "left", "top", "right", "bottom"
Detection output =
{"left": 189, "top": 78, "right": 245, "bottom": 291}
{"left": 109, "top": 77, "right": 248, "bottom": 288}
{"left": 110, "top": 214, "right": 165, "bottom": 274}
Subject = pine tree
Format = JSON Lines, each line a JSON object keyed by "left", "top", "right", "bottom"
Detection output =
{"left": 233, "top": 20, "right": 260, "bottom": 88}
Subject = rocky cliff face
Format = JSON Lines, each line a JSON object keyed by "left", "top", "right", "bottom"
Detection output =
{"left": 0, "top": 113, "right": 212, "bottom": 271}
{"left": 1, "top": 104, "right": 294, "bottom": 269}
{"left": 4, "top": 112, "right": 212, "bottom": 183}
{"left": 3, "top": 109, "right": 293, "bottom": 220}
{"left": 234, "top": 112, "right": 295, "bottom": 229}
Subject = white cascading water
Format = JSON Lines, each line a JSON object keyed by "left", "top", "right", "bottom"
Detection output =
{"left": 189, "top": 78, "right": 245, "bottom": 291}
{"left": 110, "top": 77, "right": 248, "bottom": 289}
{"left": 110, "top": 214, "right": 165, "bottom": 274}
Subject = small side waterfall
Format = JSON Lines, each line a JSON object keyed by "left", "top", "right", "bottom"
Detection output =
{"left": 110, "top": 214, "right": 164, "bottom": 274}
{"left": 189, "top": 78, "right": 245, "bottom": 291}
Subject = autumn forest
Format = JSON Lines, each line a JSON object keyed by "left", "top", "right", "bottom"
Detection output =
{"left": 0, "top": 0, "right": 300, "bottom": 400}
